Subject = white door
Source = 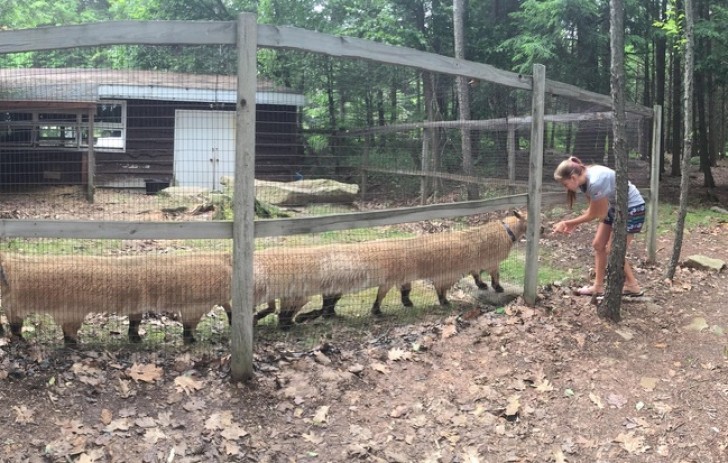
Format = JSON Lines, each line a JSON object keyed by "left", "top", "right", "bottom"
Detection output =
{"left": 173, "top": 110, "right": 235, "bottom": 190}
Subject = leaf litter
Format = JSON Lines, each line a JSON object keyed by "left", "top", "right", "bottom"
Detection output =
{"left": 2, "top": 174, "right": 728, "bottom": 461}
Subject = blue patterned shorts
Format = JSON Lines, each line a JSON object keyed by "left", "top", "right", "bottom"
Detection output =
{"left": 604, "top": 203, "right": 646, "bottom": 234}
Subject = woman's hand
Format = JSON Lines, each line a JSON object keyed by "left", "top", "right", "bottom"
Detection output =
{"left": 553, "top": 221, "right": 576, "bottom": 234}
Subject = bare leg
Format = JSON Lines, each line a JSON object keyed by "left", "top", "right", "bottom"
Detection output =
{"left": 621, "top": 234, "right": 641, "bottom": 291}
{"left": 591, "top": 222, "right": 612, "bottom": 292}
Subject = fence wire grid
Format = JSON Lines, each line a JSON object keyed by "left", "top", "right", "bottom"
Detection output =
{"left": 0, "top": 35, "right": 654, "bottom": 349}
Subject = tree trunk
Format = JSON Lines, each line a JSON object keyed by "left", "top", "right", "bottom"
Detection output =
{"left": 666, "top": 0, "right": 695, "bottom": 281}
{"left": 654, "top": 0, "right": 667, "bottom": 175}
{"left": 695, "top": 0, "right": 715, "bottom": 188}
{"left": 695, "top": 69, "right": 715, "bottom": 188}
{"left": 453, "top": 0, "right": 478, "bottom": 200}
{"left": 670, "top": 47, "right": 683, "bottom": 177}
{"left": 599, "top": 0, "right": 628, "bottom": 321}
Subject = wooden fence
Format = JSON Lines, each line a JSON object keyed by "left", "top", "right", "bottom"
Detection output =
{"left": 0, "top": 14, "right": 659, "bottom": 381}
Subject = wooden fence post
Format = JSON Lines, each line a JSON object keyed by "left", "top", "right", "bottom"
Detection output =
{"left": 87, "top": 107, "right": 95, "bottom": 203}
{"left": 231, "top": 12, "right": 257, "bottom": 382}
{"left": 524, "top": 64, "right": 545, "bottom": 306}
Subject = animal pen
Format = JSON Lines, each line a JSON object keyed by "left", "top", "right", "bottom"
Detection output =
{"left": 0, "top": 15, "right": 659, "bottom": 381}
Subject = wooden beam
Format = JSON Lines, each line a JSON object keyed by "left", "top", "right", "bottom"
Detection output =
{"left": 524, "top": 64, "right": 545, "bottom": 307}
{"left": 346, "top": 112, "right": 616, "bottom": 136}
{"left": 0, "top": 21, "right": 652, "bottom": 114}
{"left": 230, "top": 13, "right": 257, "bottom": 382}
{"left": 0, "top": 101, "right": 96, "bottom": 111}
{"left": 0, "top": 21, "right": 236, "bottom": 52}
{"left": 0, "top": 193, "right": 569, "bottom": 240}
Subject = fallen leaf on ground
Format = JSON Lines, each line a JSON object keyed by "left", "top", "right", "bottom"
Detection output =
{"left": 12, "top": 406, "right": 35, "bottom": 425}
{"left": 205, "top": 411, "right": 234, "bottom": 431}
{"left": 505, "top": 395, "right": 520, "bottom": 417}
{"left": 312, "top": 406, "right": 329, "bottom": 425}
{"left": 589, "top": 393, "right": 604, "bottom": 409}
{"left": 535, "top": 379, "right": 554, "bottom": 393}
{"left": 388, "top": 347, "right": 412, "bottom": 361}
{"left": 302, "top": 431, "right": 324, "bottom": 444}
{"left": 174, "top": 375, "right": 204, "bottom": 395}
{"left": 607, "top": 393, "right": 628, "bottom": 409}
{"left": 371, "top": 362, "right": 390, "bottom": 374}
{"left": 640, "top": 377, "right": 658, "bottom": 391}
{"left": 683, "top": 317, "right": 709, "bottom": 332}
{"left": 615, "top": 431, "right": 649, "bottom": 454}
{"left": 127, "top": 363, "right": 163, "bottom": 383}
{"left": 220, "top": 424, "right": 248, "bottom": 440}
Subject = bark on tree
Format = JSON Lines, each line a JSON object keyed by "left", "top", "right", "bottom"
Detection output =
{"left": 670, "top": 18, "right": 683, "bottom": 177}
{"left": 599, "top": 0, "right": 629, "bottom": 321}
{"left": 453, "top": 0, "right": 479, "bottom": 200}
{"left": 654, "top": 0, "right": 667, "bottom": 175}
{"left": 666, "top": 0, "right": 695, "bottom": 281}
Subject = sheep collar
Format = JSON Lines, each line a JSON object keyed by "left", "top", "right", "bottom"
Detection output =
{"left": 502, "top": 221, "right": 518, "bottom": 243}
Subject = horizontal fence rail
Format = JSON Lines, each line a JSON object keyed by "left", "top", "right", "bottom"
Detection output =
{"left": 0, "top": 21, "right": 651, "bottom": 115}
{"left": 0, "top": 193, "right": 571, "bottom": 239}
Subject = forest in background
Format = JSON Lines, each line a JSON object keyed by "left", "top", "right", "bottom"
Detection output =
{"left": 0, "top": 0, "right": 726, "bottom": 186}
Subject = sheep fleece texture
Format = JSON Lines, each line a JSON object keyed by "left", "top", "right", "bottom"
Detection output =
{"left": 0, "top": 252, "right": 231, "bottom": 342}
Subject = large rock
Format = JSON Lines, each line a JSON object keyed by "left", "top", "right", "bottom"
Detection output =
{"left": 683, "top": 255, "right": 727, "bottom": 272}
{"left": 253, "top": 178, "right": 359, "bottom": 206}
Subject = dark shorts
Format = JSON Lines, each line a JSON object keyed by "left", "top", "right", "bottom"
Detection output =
{"left": 604, "top": 203, "right": 646, "bottom": 233}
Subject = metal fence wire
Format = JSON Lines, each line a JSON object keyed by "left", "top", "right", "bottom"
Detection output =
{"left": 0, "top": 21, "right": 655, "bottom": 352}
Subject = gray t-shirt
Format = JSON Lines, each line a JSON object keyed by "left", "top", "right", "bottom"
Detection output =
{"left": 583, "top": 165, "right": 644, "bottom": 208}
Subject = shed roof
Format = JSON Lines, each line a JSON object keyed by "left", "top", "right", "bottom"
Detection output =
{"left": 0, "top": 68, "right": 305, "bottom": 108}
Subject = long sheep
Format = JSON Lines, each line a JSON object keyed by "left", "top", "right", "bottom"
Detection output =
{"left": 252, "top": 239, "right": 415, "bottom": 327}
{"left": 292, "top": 211, "right": 528, "bottom": 322}
{"left": 0, "top": 252, "right": 233, "bottom": 345}
{"left": 404, "top": 210, "right": 528, "bottom": 309}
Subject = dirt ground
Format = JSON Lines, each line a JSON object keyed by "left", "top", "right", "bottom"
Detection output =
{"left": 1, "top": 162, "right": 728, "bottom": 463}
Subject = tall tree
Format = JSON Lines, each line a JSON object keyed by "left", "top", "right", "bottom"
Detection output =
{"left": 666, "top": 0, "right": 695, "bottom": 281}
{"left": 600, "top": 0, "right": 629, "bottom": 321}
{"left": 453, "top": 0, "right": 478, "bottom": 200}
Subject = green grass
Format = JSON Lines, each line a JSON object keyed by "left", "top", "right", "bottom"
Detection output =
{"left": 655, "top": 203, "right": 725, "bottom": 235}
{"left": 1, "top": 238, "right": 123, "bottom": 255}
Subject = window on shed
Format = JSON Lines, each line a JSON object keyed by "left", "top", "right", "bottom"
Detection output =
{"left": 81, "top": 101, "right": 126, "bottom": 151}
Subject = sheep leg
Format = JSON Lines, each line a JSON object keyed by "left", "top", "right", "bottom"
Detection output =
{"left": 490, "top": 269, "right": 504, "bottom": 293}
{"left": 182, "top": 322, "right": 197, "bottom": 344}
{"left": 128, "top": 313, "right": 143, "bottom": 343}
{"left": 400, "top": 283, "right": 413, "bottom": 307}
{"left": 321, "top": 293, "right": 342, "bottom": 318}
{"left": 253, "top": 301, "right": 277, "bottom": 324}
{"left": 296, "top": 293, "right": 340, "bottom": 324}
{"left": 277, "top": 299, "right": 299, "bottom": 330}
{"left": 371, "top": 285, "right": 392, "bottom": 315}
{"left": 61, "top": 321, "right": 82, "bottom": 345}
{"left": 222, "top": 302, "right": 233, "bottom": 324}
{"left": 435, "top": 285, "right": 450, "bottom": 306}
{"left": 471, "top": 271, "right": 489, "bottom": 290}
{"left": 8, "top": 317, "right": 24, "bottom": 341}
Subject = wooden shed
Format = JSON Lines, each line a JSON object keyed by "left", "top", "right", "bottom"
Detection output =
{"left": 0, "top": 68, "right": 305, "bottom": 190}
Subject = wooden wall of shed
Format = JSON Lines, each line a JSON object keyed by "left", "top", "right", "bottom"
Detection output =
{"left": 95, "top": 100, "right": 302, "bottom": 184}
{"left": 0, "top": 149, "right": 82, "bottom": 186}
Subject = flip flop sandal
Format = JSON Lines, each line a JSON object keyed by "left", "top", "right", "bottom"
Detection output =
{"left": 622, "top": 289, "right": 645, "bottom": 297}
{"left": 574, "top": 286, "right": 604, "bottom": 297}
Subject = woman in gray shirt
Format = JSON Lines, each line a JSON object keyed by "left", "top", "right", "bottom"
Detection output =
{"left": 552, "top": 156, "right": 646, "bottom": 297}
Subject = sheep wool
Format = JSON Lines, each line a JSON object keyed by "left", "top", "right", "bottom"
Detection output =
{"left": 0, "top": 252, "right": 232, "bottom": 344}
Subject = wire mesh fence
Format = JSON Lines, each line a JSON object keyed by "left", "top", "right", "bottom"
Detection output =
{"left": 0, "top": 22, "right": 655, "bottom": 351}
